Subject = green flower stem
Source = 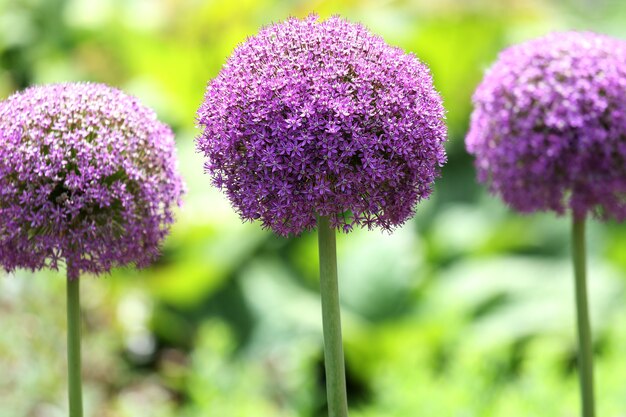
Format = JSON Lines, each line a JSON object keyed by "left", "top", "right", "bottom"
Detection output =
{"left": 572, "top": 216, "right": 595, "bottom": 417}
{"left": 67, "top": 273, "right": 83, "bottom": 417}
{"left": 317, "top": 215, "right": 349, "bottom": 417}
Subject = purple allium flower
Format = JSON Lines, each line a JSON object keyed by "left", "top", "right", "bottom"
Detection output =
{"left": 196, "top": 15, "right": 447, "bottom": 236}
{"left": 467, "top": 32, "right": 626, "bottom": 219}
{"left": 0, "top": 82, "right": 184, "bottom": 279}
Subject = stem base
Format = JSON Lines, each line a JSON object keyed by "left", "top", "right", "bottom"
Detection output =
{"left": 67, "top": 277, "right": 83, "bottom": 417}
{"left": 317, "top": 215, "right": 349, "bottom": 417}
{"left": 572, "top": 217, "right": 595, "bottom": 417}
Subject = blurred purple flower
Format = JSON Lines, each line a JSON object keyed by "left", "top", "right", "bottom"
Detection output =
{"left": 467, "top": 32, "right": 626, "bottom": 219}
{"left": 196, "top": 15, "right": 447, "bottom": 236}
{"left": 0, "top": 82, "right": 185, "bottom": 279}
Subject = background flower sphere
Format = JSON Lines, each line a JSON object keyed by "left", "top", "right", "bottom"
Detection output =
{"left": 0, "top": 82, "right": 184, "bottom": 279}
{"left": 467, "top": 31, "right": 626, "bottom": 219}
{"left": 196, "top": 15, "right": 447, "bottom": 236}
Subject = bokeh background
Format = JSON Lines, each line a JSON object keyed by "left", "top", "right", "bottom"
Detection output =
{"left": 2, "top": 0, "right": 626, "bottom": 416}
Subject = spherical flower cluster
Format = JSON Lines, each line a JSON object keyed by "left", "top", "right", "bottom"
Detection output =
{"left": 196, "top": 15, "right": 447, "bottom": 236}
{"left": 0, "top": 83, "right": 184, "bottom": 279}
{"left": 467, "top": 31, "right": 626, "bottom": 219}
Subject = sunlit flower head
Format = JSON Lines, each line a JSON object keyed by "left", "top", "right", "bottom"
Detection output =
{"left": 467, "top": 31, "right": 626, "bottom": 219}
{"left": 196, "top": 15, "right": 447, "bottom": 236}
{"left": 0, "top": 82, "right": 185, "bottom": 279}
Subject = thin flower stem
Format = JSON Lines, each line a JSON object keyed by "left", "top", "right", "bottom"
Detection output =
{"left": 67, "top": 273, "right": 83, "bottom": 417}
{"left": 572, "top": 216, "right": 595, "bottom": 417}
{"left": 317, "top": 215, "right": 349, "bottom": 417}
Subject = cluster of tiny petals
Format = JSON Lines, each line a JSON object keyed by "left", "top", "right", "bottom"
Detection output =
{"left": 467, "top": 31, "right": 626, "bottom": 219}
{"left": 196, "top": 15, "right": 447, "bottom": 236}
{"left": 0, "top": 82, "right": 184, "bottom": 279}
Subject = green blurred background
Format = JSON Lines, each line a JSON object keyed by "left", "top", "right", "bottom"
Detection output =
{"left": 2, "top": 0, "right": 626, "bottom": 416}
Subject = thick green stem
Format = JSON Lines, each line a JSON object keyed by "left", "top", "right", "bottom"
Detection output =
{"left": 67, "top": 275, "right": 83, "bottom": 417}
{"left": 572, "top": 216, "right": 595, "bottom": 417}
{"left": 317, "top": 215, "right": 349, "bottom": 417}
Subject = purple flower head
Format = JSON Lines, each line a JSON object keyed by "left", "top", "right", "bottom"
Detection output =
{"left": 467, "top": 31, "right": 626, "bottom": 220}
{"left": 0, "top": 82, "right": 184, "bottom": 279}
{"left": 196, "top": 15, "right": 447, "bottom": 236}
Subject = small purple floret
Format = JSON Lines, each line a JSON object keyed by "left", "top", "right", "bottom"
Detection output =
{"left": 196, "top": 15, "right": 447, "bottom": 236}
{"left": 467, "top": 32, "right": 626, "bottom": 219}
{"left": 0, "top": 82, "right": 184, "bottom": 279}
